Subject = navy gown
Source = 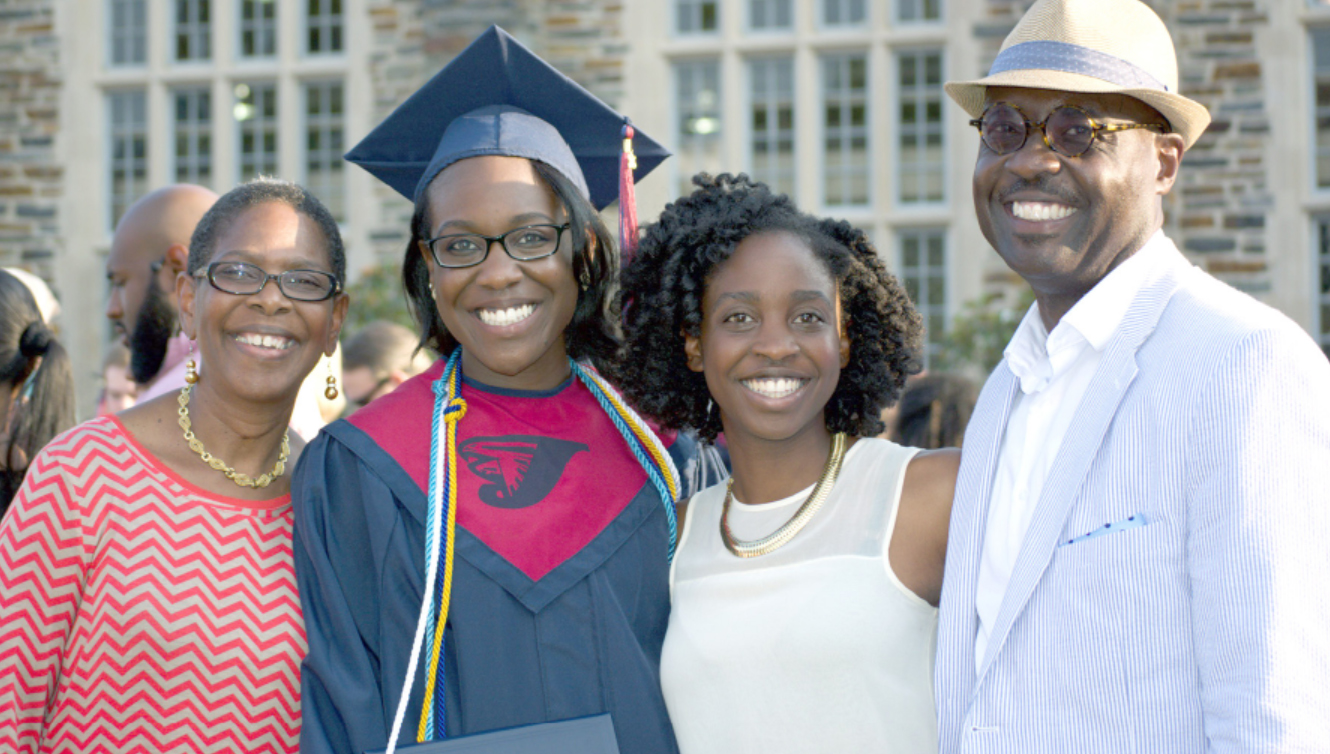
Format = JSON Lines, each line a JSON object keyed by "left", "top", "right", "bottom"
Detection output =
{"left": 293, "top": 360, "right": 697, "bottom": 754}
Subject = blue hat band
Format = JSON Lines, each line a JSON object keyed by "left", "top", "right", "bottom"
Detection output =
{"left": 988, "top": 40, "right": 1169, "bottom": 93}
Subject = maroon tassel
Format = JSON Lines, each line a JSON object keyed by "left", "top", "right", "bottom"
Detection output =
{"left": 619, "top": 121, "right": 639, "bottom": 261}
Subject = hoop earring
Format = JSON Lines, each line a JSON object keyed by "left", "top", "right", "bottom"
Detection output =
{"left": 184, "top": 341, "right": 199, "bottom": 385}
{"left": 324, "top": 360, "right": 339, "bottom": 400}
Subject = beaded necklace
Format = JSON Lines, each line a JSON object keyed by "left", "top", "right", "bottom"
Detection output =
{"left": 384, "top": 349, "right": 680, "bottom": 752}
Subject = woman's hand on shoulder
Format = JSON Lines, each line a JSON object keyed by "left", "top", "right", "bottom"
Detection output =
{"left": 892, "top": 448, "right": 961, "bottom": 607}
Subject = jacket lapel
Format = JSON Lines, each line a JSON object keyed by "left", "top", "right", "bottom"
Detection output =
{"left": 937, "top": 363, "right": 1019, "bottom": 714}
{"left": 974, "top": 248, "right": 1191, "bottom": 686}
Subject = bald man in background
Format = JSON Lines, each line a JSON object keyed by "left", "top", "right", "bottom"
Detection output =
{"left": 105, "top": 184, "right": 218, "bottom": 402}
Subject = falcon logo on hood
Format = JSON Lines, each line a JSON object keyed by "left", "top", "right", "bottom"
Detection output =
{"left": 459, "top": 435, "right": 589, "bottom": 509}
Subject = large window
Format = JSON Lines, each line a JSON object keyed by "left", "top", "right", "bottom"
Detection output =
{"left": 898, "top": 229, "right": 948, "bottom": 366}
{"left": 676, "top": 0, "right": 719, "bottom": 34}
{"left": 897, "top": 0, "right": 942, "bottom": 23}
{"left": 108, "top": 89, "right": 148, "bottom": 228}
{"left": 1318, "top": 219, "right": 1330, "bottom": 358}
{"left": 1314, "top": 28, "right": 1330, "bottom": 188}
{"left": 749, "top": 57, "right": 795, "bottom": 196}
{"left": 236, "top": 82, "right": 278, "bottom": 181}
{"left": 305, "top": 81, "right": 345, "bottom": 220}
{"left": 172, "top": 87, "right": 212, "bottom": 185}
{"left": 108, "top": 0, "right": 146, "bottom": 66}
{"left": 749, "top": 0, "right": 792, "bottom": 30}
{"left": 240, "top": 0, "right": 277, "bottom": 58}
{"left": 897, "top": 50, "right": 945, "bottom": 204}
{"left": 822, "top": 53, "right": 869, "bottom": 206}
{"left": 822, "top": 0, "right": 867, "bottom": 27}
{"left": 175, "top": 0, "right": 211, "bottom": 62}
{"left": 306, "top": 0, "right": 343, "bottom": 54}
{"left": 674, "top": 59, "right": 722, "bottom": 196}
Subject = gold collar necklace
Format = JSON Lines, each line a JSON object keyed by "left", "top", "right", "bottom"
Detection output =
{"left": 720, "top": 432, "right": 848, "bottom": 558}
{"left": 177, "top": 384, "right": 289, "bottom": 489}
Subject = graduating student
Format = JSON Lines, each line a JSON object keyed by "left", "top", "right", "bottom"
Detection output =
{"left": 293, "top": 26, "right": 704, "bottom": 754}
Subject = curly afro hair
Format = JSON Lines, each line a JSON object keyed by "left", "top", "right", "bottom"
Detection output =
{"left": 618, "top": 173, "right": 922, "bottom": 442}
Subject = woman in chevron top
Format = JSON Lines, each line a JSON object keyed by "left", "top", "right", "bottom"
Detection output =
{"left": 0, "top": 178, "right": 348, "bottom": 753}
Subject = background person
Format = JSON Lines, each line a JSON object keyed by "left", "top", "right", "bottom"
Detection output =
{"left": 0, "top": 269, "right": 74, "bottom": 518}
{"left": 95, "top": 343, "right": 137, "bottom": 417}
{"left": 891, "top": 373, "right": 978, "bottom": 450}
{"left": 936, "top": 0, "right": 1330, "bottom": 750}
{"left": 340, "top": 320, "right": 433, "bottom": 411}
{"left": 618, "top": 174, "right": 958, "bottom": 754}
{"left": 0, "top": 178, "right": 348, "bottom": 753}
{"left": 105, "top": 184, "right": 218, "bottom": 400}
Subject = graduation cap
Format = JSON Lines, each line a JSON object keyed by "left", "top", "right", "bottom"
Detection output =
{"left": 345, "top": 25, "right": 669, "bottom": 254}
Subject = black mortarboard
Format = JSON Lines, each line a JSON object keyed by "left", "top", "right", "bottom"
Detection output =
{"left": 344, "top": 25, "right": 669, "bottom": 213}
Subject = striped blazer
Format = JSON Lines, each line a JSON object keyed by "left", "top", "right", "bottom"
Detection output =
{"left": 936, "top": 242, "right": 1330, "bottom": 753}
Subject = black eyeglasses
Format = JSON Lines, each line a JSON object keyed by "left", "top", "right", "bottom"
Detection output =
{"left": 196, "top": 261, "right": 341, "bottom": 302}
{"left": 421, "top": 224, "right": 570, "bottom": 269}
{"left": 970, "top": 103, "right": 1167, "bottom": 158}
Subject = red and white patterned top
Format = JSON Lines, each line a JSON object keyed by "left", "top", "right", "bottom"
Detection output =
{"left": 0, "top": 416, "right": 304, "bottom": 753}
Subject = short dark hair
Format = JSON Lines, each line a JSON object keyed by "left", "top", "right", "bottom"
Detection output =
{"left": 618, "top": 173, "right": 923, "bottom": 441}
{"left": 343, "top": 319, "right": 432, "bottom": 377}
{"left": 402, "top": 159, "right": 619, "bottom": 369}
{"left": 187, "top": 177, "right": 346, "bottom": 283}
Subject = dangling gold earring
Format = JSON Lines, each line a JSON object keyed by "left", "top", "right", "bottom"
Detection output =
{"left": 324, "top": 359, "right": 339, "bottom": 400}
{"left": 184, "top": 341, "right": 199, "bottom": 384}
{"left": 578, "top": 268, "right": 591, "bottom": 291}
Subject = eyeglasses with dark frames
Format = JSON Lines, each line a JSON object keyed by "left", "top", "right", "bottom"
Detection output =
{"left": 195, "top": 261, "right": 342, "bottom": 302}
{"left": 421, "top": 223, "right": 570, "bottom": 269}
{"left": 970, "top": 102, "right": 1167, "bottom": 158}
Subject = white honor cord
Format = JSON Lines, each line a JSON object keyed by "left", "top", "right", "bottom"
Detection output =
{"left": 384, "top": 410, "right": 448, "bottom": 754}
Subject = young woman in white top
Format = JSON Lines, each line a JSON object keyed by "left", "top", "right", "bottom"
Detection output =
{"left": 618, "top": 174, "right": 959, "bottom": 754}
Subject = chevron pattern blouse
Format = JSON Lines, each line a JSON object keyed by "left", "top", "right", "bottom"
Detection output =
{"left": 0, "top": 417, "right": 304, "bottom": 753}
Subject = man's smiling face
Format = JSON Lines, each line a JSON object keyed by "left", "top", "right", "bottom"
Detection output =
{"left": 973, "top": 86, "right": 1179, "bottom": 309}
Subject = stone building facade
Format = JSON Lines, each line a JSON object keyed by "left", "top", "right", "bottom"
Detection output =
{"left": 1, "top": 0, "right": 1325, "bottom": 413}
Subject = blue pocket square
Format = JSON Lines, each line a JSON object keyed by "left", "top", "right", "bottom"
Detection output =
{"left": 1058, "top": 513, "right": 1151, "bottom": 548}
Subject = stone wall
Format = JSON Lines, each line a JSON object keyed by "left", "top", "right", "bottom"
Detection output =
{"left": 360, "top": 0, "right": 628, "bottom": 262}
{"left": 0, "top": 0, "right": 61, "bottom": 288}
{"left": 963, "top": 0, "right": 1274, "bottom": 297}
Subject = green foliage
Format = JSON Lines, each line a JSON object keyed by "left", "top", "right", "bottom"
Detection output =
{"left": 933, "top": 285, "right": 1035, "bottom": 377}
{"left": 342, "top": 263, "right": 417, "bottom": 337}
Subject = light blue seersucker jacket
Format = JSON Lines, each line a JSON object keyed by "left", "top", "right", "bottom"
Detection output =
{"left": 936, "top": 238, "right": 1330, "bottom": 753}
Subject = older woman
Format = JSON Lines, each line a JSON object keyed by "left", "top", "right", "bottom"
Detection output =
{"left": 0, "top": 179, "right": 348, "bottom": 754}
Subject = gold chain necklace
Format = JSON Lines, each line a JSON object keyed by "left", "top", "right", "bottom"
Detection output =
{"left": 177, "top": 385, "right": 290, "bottom": 489}
{"left": 720, "top": 432, "right": 848, "bottom": 558}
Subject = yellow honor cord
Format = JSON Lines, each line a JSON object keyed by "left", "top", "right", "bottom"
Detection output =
{"left": 417, "top": 372, "right": 466, "bottom": 741}
{"left": 584, "top": 370, "right": 679, "bottom": 501}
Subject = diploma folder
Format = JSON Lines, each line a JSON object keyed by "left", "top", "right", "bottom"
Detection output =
{"left": 366, "top": 714, "right": 621, "bottom": 754}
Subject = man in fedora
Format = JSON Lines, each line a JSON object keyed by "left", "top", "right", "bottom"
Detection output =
{"left": 936, "top": 0, "right": 1330, "bottom": 750}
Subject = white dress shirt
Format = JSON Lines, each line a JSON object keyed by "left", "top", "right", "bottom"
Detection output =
{"left": 974, "top": 231, "right": 1170, "bottom": 671}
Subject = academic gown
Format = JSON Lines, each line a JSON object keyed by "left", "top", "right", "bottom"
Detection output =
{"left": 293, "top": 360, "right": 696, "bottom": 754}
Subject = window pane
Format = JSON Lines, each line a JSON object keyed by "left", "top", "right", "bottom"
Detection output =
{"left": 305, "top": 81, "right": 345, "bottom": 220}
{"left": 897, "top": 228, "right": 948, "bottom": 368}
{"left": 239, "top": 0, "right": 277, "bottom": 58}
{"left": 107, "top": 90, "right": 148, "bottom": 228}
{"left": 897, "top": 50, "right": 946, "bottom": 204}
{"left": 108, "top": 0, "right": 147, "bottom": 65}
{"left": 172, "top": 87, "right": 212, "bottom": 185}
{"left": 749, "top": 57, "right": 795, "bottom": 196}
{"left": 175, "top": 0, "right": 211, "bottom": 61}
{"left": 822, "top": 53, "right": 869, "bottom": 206}
{"left": 307, "top": 0, "right": 343, "bottom": 54}
{"left": 674, "top": 59, "right": 722, "bottom": 196}
{"left": 676, "top": 0, "right": 719, "bottom": 34}
{"left": 236, "top": 82, "right": 279, "bottom": 180}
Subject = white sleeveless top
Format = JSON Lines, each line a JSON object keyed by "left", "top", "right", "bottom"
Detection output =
{"left": 660, "top": 438, "right": 938, "bottom": 754}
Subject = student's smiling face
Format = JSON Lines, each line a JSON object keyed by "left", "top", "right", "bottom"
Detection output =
{"left": 422, "top": 156, "right": 578, "bottom": 391}
{"left": 685, "top": 231, "right": 849, "bottom": 446}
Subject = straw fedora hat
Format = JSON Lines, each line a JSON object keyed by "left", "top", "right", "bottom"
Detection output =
{"left": 945, "top": 0, "right": 1211, "bottom": 149}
